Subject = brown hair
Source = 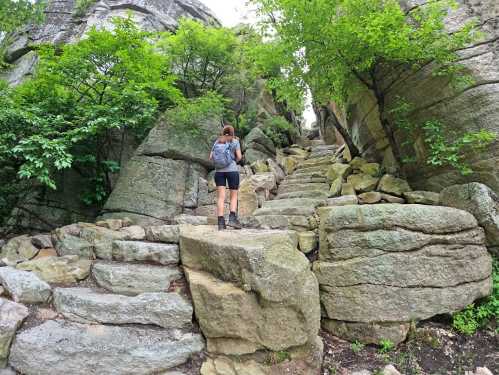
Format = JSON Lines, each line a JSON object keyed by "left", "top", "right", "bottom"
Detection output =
{"left": 222, "top": 125, "right": 235, "bottom": 137}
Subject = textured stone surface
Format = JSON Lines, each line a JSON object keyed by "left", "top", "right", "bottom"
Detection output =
{"left": 0, "top": 267, "right": 51, "bottom": 304}
{"left": 9, "top": 320, "right": 205, "bottom": 375}
{"left": 404, "top": 191, "right": 440, "bottom": 205}
{"left": 53, "top": 230, "right": 95, "bottom": 259}
{"left": 440, "top": 183, "right": 499, "bottom": 249}
{"left": 0, "top": 236, "right": 39, "bottom": 267}
{"left": 254, "top": 198, "right": 323, "bottom": 217}
{"left": 145, "top": 225, "right": 180, "bottom": 243}
{"left": 377, "top": 174, "right": 412, "bottom": 197}
{"left": 326, "top": 195, "right": 359, "bottom": 206}
{"left": 337, "top": 1, "right": 499, "bottom": 193}
{"left": 322, "top": 320, "right": 410, "bottom": 346}
{"left": 326, "top": 163, "right": 351, "bottom": 182}
{"left": 54, "top": 288, "right": 192, "bottom": 328}
{"left": 92, "top": 262, "right": 182, "bottom": 295}
{"left": 316, "top": 204, "right": 493, "bottom": 342}
{"left": 298, "top": 231, "right": 317, "bottom": 254}
{"left": 17, "top": 255, "right": 91, "bottom": 284}
{"left": 180, "top": 226, "right": 320, "bottom": 353}
{"left": 112, "top": 241, "right": 179, "bottom": 265}
{"left": 358, "top": 192, "right": 382, "bottom": 204}
{"left": 0, "top": 298, "right": 29, "bottom": 367}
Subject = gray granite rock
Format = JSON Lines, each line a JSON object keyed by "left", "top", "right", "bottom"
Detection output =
{"left": 0, "top": 267, "right": 51, "bottom": 304}
{"left": 112, "top": 241, "right": 179, "bottom": 265}
{"left": 54, "top": 288, "right": 192, "bottom": 328}
{"left": 9, "top": 320, "right": 205, "bottom": 375}
{"left": 92, "top": 262, "right": 182, "bottom": 295}
{"left": 0, "top": 298, "right": 29, "bottom": 367}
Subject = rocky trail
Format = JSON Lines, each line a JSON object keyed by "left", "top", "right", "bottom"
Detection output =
{"left": 0, "top": 140, "right": 497, "bottom": 375}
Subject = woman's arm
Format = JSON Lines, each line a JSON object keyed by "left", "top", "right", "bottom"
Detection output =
{"left": 209, "top": 151, "right": 213, "bottom": 160}
{"left": 235, "top": 148, "right": 242, "bottom": 162}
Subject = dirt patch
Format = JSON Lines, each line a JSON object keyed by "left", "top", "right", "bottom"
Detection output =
{"left": 321, "top": 321, "right": 498, "bottom": 375}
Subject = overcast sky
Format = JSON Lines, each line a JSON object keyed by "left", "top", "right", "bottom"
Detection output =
{"left": 199, "top": 0, "right": 316, "bottom": 127}
{"left": 199, "top": 0, "right": 258, "bottom": 27}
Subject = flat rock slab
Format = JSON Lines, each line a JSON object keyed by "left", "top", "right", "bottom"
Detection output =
{"left": 0, "top": 298, "right": 29, "bottom": 366}
{"left": 112, "top": 241, "right": 179, "bottom": 265}
{"left": 0, "top": 267, "right": 51, "bottom": 304}
{"left": 54, "top": 288, "right": 193, "bottom": 329}
{"left": 278, "top": 183, "right": 329, "bottom": 195}
{"left": 254, "top": 198, "right": 321, "bottom": 217}
{"left": 9, "top": 320, "right": 205, "bottom": 375}
{"left": 17, "top": 255, "right": 91, "bottom": 284}
{"left": 92, "top": 262, "right": 182, "bottom": 295}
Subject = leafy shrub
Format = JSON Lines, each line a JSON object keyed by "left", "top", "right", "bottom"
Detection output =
{"left": 261, "top": 115, "right": 297, "bottom": 148}
{"left": 378, "top": 339, "right": 395, "bottom": 353}
{"left": 350, "top": 340, "right": 365, "bottom": 353}
{"left": 453, "top": 257, "right": 498, "bottom": 334}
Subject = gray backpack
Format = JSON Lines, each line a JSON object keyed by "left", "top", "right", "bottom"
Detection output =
{"left": 212, "top": 142, "right": 233, "bottom": 169}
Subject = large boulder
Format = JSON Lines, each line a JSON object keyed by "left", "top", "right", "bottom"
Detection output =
{"left": 0, "top": 298, "right": 29, "bottom": 367}
{"left": 0, "top": 236, "right": 39, "bottom": 267}
{"left": 8, "top": 320, "right": 204, "bottom": 375}
{"left": 440, "top": 182, "right": 499, "bottom": 255}
{"left": 335, "top": 1, "right": 499, "bottom": 192}
{"left": 315, "top": 204, "right": 493, "bottom": 344}
{"left": 16, "top": 255, "right": 91, "bottom": 284}
{"left": 180, "top": 225, "right": 321, "bottom": 372}
{"left": 243, "top": 128, "right": 276, "bottom": 164}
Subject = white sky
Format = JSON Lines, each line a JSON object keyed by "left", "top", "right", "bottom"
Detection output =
{"left": 199, "top": 0, "right": 316, "bottom": 128}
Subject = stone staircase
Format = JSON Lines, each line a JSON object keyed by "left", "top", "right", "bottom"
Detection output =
{"left": 248, "top": 141, "right": 341, "bottom": 252}
{"left": 0, "top": 140, "right": 495, "bottom": 375}
{"left": 2, "top": 226, "right": 205, "bottom": 375}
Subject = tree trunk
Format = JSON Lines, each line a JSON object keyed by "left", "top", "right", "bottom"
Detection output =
{"left": 321, "top": 105, "right": 360, "bottom": 158}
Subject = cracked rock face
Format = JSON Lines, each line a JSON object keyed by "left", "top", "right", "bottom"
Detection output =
{"left": 341, "top": 1, "right": 499, "bottom": 193}
{"left": 3, "top": 0, "right": 219, "bottom": 85}
{"left": 315, "top": 204, "right": 493, "bottom": 344}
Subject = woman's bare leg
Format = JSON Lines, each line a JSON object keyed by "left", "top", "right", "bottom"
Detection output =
{"left": 229, "top": 189, "right": 238, "bottom": 213}
{"left": 217, "top": 186, "right": 226, "bottom": 217}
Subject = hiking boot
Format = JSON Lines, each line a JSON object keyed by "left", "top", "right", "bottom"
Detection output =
{"left": 228, "top": 212, "right": 242, "bottom": 229}
{"left": 218, "top": 216, "right": 226, "bottom": 231}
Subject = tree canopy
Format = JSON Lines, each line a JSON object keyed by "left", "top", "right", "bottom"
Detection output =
{"left": 252, "top": 0, "right": 495, "bottom": 172}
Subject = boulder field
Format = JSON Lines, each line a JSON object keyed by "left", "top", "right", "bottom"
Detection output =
{"left": 0, "top": 141, "right": 495, "bottom": 374}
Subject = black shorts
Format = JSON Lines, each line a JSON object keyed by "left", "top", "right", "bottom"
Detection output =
{"left": 214, "top": 171, "right": 240, "bottom": 190}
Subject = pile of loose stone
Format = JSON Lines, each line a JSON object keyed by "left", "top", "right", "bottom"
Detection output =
{"left": 0, "top": 219, "right": 203, "bottom": 374}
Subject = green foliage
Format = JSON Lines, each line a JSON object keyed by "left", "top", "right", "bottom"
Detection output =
{"left": 261, "top": 115, "right": 296, "bottom": 148}
{"left": 378, "top": 339, "right": 395, "bottom": 353}
{"left": 350, "top": 340, "right": 365, "bottom": 353}
{"left": 0, "top": 17, "right": 180, "bottom": 222}
{"left": 422, "top": 121, "right": 496, "bottom": 175}
{"left": 0, "top": 0, "right": 45, "bottom": 33}
{"left": 74, "top": 0, "right": 95, "bottom": 17}
{"left": 453, "top": 257, "right": 499, "bottom": 335}
{"left": 252, "top": 0, "right": 479, "bottom": 167}
{"left": 166, "top": 92, "right": 225, "bottom": 137}
{"left": 391, "top": 98, "right": 496, "bottom": 175}
{"left": 160, "top": 18, "right": 240, "bottom": 97}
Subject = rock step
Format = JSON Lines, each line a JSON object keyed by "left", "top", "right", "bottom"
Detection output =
{"left": 291, "top": 164, "right": 330, "bottom": 174}
{"left": 309, "top": 139, "right": 326, "bottom": 147}
{"left": 275, "top": 190, "right": 329, "bottom": 200}
{"left": 246, "top": 215, "right": 315, "bottom": 231}
{"left": 282, "top": 177, "right": 327, "bottom": 184}
{"left": 295, "top": 158, "right": 335, "bottom": 170}
{"left": 92, "top": 262, "right": 182, "bottom": 296}
{"left": 254, "top": 205, "right": 316, "bottom": 217}
{"left": 9, "top": 320, "right": 204, "bottom": 375}
{"left": 278, "top": 183, "right": 330, "bottom": 195}
{"left": 112, "top": 241, "right": 179, "bottom": 265}
{"left": 54, "top": 287, "right": 193, "bottom": 329}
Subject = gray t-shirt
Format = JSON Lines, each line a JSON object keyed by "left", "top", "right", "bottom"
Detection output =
{"left": 213, "top": 139, "right": 241, "bottom": 172}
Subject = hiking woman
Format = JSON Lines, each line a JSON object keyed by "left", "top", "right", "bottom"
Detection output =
{"left": 209, "top": 125, "right": 243, "bottom": 230}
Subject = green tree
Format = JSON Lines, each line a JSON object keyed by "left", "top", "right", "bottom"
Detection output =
{"left": 0, "top": 17, "right": 181, "bottom": 220}
{"left": 160, "top": 18, "right": 239, "bottom": 97}
{"left": 253, "top": 0, "right": 493, "bottom": 169}
{"left": 0, "top": 0, "right": 44, "bottom": 34}
{"left": 0, "top": 0, "right": 45, "bottom": 67}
